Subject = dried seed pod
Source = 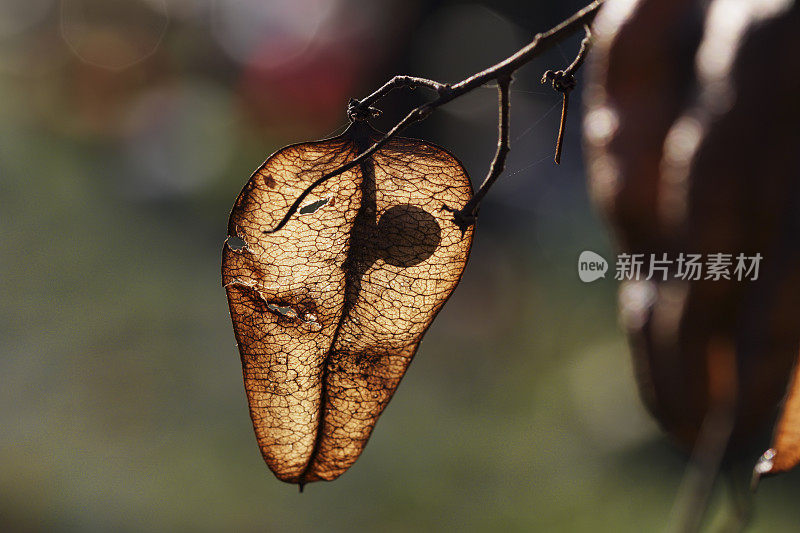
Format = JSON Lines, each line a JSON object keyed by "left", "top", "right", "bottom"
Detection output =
{"left": 222, "top": 121, "right": 474, "bottom": 486}
{"left": 584, "top": 0, "right": 708, "bottom": 447}
{"left": 585, "top": 0, "right": 800, "bottom": 469}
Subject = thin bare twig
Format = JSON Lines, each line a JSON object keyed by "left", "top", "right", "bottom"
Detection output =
{"left": 443, "top": 75, "right": 511, "bottom": 233}
{"left": 350, "top": 76, "right": 451, "bottom": 119}
{"left": 541, "top": 25, "right": 593, "bottom": 164}
{"left": 563, "top": 24, "right": 593, "bottom": 77}
{"left": 264, "top": 1, "right": 603, "bottom": 234}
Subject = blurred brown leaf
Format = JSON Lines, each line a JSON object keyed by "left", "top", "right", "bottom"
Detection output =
{"left": 222, "top": 121, "right": 473, "bottom": 486}
{"left": 586, "top": 0, "right": 800, "bottom": 475}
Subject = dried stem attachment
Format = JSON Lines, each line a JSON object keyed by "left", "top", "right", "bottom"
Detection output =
{"left": 541, "top": 24, "right": 593, "bottom": 164}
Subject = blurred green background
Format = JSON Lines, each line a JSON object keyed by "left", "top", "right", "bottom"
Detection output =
{"left": 3, "top": 0, "right": 800, "bottom": 531}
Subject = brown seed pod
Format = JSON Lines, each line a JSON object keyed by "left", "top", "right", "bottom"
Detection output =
{"left": 222, "top": 121, "right": 474, "bottom": 486}
{"left": 585, "top": 0, "right": 800, "bottom": 473}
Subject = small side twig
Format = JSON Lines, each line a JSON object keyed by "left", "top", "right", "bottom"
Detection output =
{"left": 541, "top": 24, "right": 593, "bottom": 164}
{"left": 265, "top": 1, "right": 603, "bottom": 234}
{"left": 351, "top": 76, "right": 451, "bottom": 115}
{"left": 347, "top": 76, "right": 450, "bottom": 121}
{"left": 443, "top": 75, "right": 511, "bottom": 234}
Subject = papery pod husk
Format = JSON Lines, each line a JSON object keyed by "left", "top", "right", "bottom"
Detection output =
{"left": 222, "top": 121, "right": 474, "bottom": 486}
{"left": 585, "top": 0, "right": 800, "bottom": 473}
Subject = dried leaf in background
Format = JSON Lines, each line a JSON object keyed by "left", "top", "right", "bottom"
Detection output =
{"left": 222, "top": 121, "right": 474, "bottom": 486}
{"left": 585, "top": 0, "right": 800, "bottom": 477}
